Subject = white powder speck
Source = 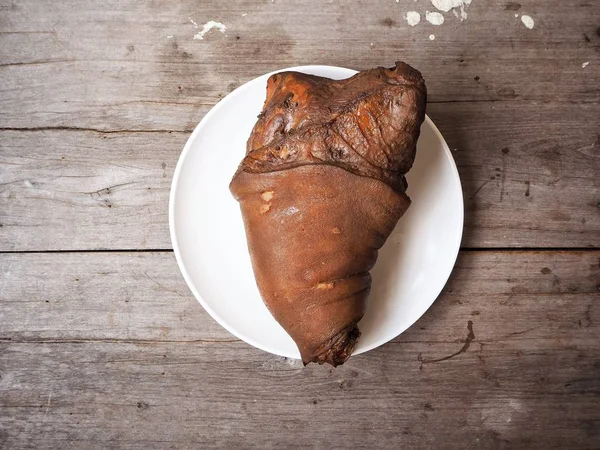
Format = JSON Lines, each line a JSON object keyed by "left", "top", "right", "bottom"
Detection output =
{"left": 189, "top": 18, "right": 199, "bottom": 28}
{"left": 431, "top": 0, "right": 471, "bottom": 21}
{"left": 582, "top": 61, "right": 589, "bottom": 68}
{"left": 166, "top": 35, "right": 173, "bottom": 39}
{"left": 514, "top": 13, "right": 519, "bottom": 17}
{"left": 521, "top": 15, "right": 534, "bottom": 29}
{"left": 241, "top": 13, "right": 247, "bottom": 16}
{"left": 396, "top": 0, "right": 399, "bottom": 3}
{"left": 193, "top": 21, "right": 227, "bottom": 40}
{"left": 24, "top": 180, "right": 33, "bottom": 188}
{"left": 406, "top": 11, "right": 421, "bottom": 26}
{"left": 431, "top": 0, "right": 469, "bottom": 12}
{"left": 426, "top": 11, "right": 445, "bottom": 25}
{"left": 429, "top": 34, "right": 435, "bottom": 40}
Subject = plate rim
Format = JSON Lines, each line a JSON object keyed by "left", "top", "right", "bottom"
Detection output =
{"left": 169, "top": 65, "right": 464, "bottom": 359}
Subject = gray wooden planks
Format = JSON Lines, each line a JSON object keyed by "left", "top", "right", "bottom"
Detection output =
{"left": 1, "top": 101, "right": 598, "bottom": 251}
{"left": 1, "top": 0, "right": 599, "bottom": 251}
{"left": 1, "top": 251, "right": 598, "bottom": 343}
{"left": 0, "top": 340, "right": 598, "bottom": 449}
{"left": 1, "top": 251, "right": 599, "bottom": 449}
{"left": 2, "top": 0, "right": 600, "bottom": 447}
{"left": 0, "top": 130, "right": 185, "bottom": 251}
{"left": 433, "top": 102, "right": 600, "bottom": 248}
{"left": 0, "top": 0, "right": 598, "bottom": 131}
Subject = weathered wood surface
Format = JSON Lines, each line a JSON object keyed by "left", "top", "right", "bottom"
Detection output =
{"left": 0, "top": 130, "right": 182, "bottom": 251}
{"left": 1, "top": 0, "right": 599, "bottom": 251}
{"left": 1, "top": 251, "right": 598, "bottom": 342}
{"left": 2, "top": 0, "right": 600, "bottom": 448}
{"left": 1, "top": 251, "right": 599, "bottom": 448}
{"left": 0, "top": 0, "right": 598, "bottom": 132}
{"left": 1, "top": 101, "right": 598, "bottom": 251}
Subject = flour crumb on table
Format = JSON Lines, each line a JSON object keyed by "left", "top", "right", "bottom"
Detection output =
{"left": 521, "top": 15, "right": 534, "bottom": 29}
{"left": 581, "top": 61, "right": 589, "bottom": 68}
{"left": 405, "top": 11, "right": 421, "bottom": 26}
{"left": 429, "top": 34, "right": 435, "bottom": 40}
{"left": 193, "top": 21, "right": 227, "bottom": 40}
{"left": 426, "top": 11, "right": 445, "bottom": 25}
{"left": 431, "top": 0, "right": 471, "bottom": 21}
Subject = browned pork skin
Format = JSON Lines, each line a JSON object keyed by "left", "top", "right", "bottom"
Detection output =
{"left": 230, "top": 61, "right": 426, "bottom": 366}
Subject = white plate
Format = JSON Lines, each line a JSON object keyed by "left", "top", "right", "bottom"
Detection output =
{"left": 170, "top": 65, "right": 463, "bottom": 360}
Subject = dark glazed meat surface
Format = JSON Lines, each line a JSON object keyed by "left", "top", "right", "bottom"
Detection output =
{"left": 241, "top": 61, "right": 426, "bottom": 192}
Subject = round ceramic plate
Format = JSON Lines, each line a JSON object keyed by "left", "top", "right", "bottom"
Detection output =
{"left": 170, "top": 65, "right": 463, "bottom": 359}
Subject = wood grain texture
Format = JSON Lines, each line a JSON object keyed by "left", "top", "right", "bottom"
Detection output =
{"left": 0, "top": 0, "right": 598, "bottom": 132}
{"left": 2, "top": 0, "right": 600, "bottom": 448}
{"left": 0, "top": 130, "right": 185, "bottom": 251}
{"left": 1, "top": 251, "right": 599, "bottom": 449}
{"left": 1, "top": 0, "right": 599, "bottom": 251}
{"left": 1, "top": 101, "right": 598, "bottom": 251}
{"left": 1, "top": 250, "right": 598, "bottom": 342}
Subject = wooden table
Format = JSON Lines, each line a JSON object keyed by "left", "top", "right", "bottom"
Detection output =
{"left": 1, "top": 0, "right": 599, "bottom": 448}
